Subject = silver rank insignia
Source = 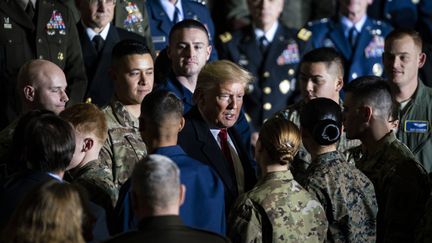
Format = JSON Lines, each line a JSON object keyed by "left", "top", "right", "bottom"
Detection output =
{"left": 3, "top": 17, "right": 11, "bottom": 29}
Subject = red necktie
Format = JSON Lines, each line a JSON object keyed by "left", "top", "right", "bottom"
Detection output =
{"left": 218, "top": 128, "right": 234, "bottom": 165}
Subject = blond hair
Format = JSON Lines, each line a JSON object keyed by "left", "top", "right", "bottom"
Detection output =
{"left": 258, "top": 117, "right": 301, "bottom": 165}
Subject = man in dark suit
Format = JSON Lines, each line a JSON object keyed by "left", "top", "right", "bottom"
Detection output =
{"left": 0, "top": 0, "right": 87, "bottom": 130}
{"left": 146, "top": 0, "right": 217, "bottom": 59}
{"left": 106, "top": 154, "right": 229, "bottom": 243}
{"left": 178, "top": 60, "right": 257, "bottom": 214}
{"left": 218, "top": 0, "right": 312, "bottom": 143}
{"left": 76, "top": 0, "right": 148, "bottom": 107}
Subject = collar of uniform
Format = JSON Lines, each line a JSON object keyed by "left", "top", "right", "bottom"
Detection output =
{"left": 66, "top": 159, "right": 99, "bottom": 180}
{"left": 110, "top": 99, "right": 140, "bottom": 129}
{"left": 153, "top": 145, "right": 185, "bottom": 157}
{"left": 159, "top": 0, "right": 183, "bottom": 22}
{"left": 83, "top": 21, "right": 111, "bottom": 40}
{"left": 361, "top": 131, "right": 396, "bottom": 165}
{"left": 340, "top": 14, "right": 367, "bottom": 36}
{"left": 138, "top": 215, "right": 183, "bottom": 230}
{"left": 410, "top": 80, "right": 431, "bottom": 106}
{"left": 260, "top": 169, "right": 294, "bottom": 184}
{"left": 311, "top": 150, "right": 343, "bottom": 166}
{"left": 18, "top": 0, "right": 36, "bottom": 10}
{"left": 253, "top": 21, "right": 279, "bottom": 43}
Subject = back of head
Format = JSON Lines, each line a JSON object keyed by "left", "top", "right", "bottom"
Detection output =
{"left": 132, "top": 154, "right": 181, "bottom": 212}
{"left": 12, "top": 110, "right": 75, "bottom": 173}
{"left": 258, "top": 117, "right": 301, "bottom": 165}
{"left": 168, "top": 19, "right": 210, "bottom": 45}
{"left": 60, "top": 103, "right": 108, "bottom": 143}
{"left": 345, "top": 76, "right": 394, "bottom": 121}
{"left": 300, "top": 97, "right": 342, "bottom": 145}
{"left": 300, "top": 47, "right": 345, "bottom": 77}
{"left": 112, "top": 39, "right": 151, "bottom": 66}
{"left": 140, "top": 90, "right": 183, "bottom": 128}
{"left": 194, "top": 60, "right": 253, "bottom": 100}
{"left": 4, "top": 180, "right": 84, "bottom": 243}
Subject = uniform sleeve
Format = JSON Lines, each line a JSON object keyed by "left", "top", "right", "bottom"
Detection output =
{"left": 382, "top": 161, "right": 430, "bottom": 243}
{"left": 64, "top": 7, "right": 87, "bottom": 105}
{"left": 99, "top": 138, "right": 115, "bottom": 186}
{"left": 228, "top": 197, "right": 263, "bottom": 243}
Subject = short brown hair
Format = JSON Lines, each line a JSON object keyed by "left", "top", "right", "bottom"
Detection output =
{"left": 385, "top": 29, "right": 423, "bottom": 51}
{"left": 60, "top": 103, "right": 108, "bottom": 143}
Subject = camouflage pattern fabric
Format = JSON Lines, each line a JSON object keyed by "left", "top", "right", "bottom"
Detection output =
{"left": 228, "top": 170, "right": 328, "bottom": 243}
{"left": 303, "top": 150, "right": 378, "bottom": 242}
{"left": 100, "top": 100, "right": 147, "bottom": 190}
{"left": 356, "top": 132, "right": 431, "bottom": 242}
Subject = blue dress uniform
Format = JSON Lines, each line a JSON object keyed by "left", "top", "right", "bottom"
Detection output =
{"left": 146, "top": 0, "right": 217, "bottom": 59}
{"left": 368, "top": 0, "right": 432, "bottom": 41}
{"left": 307, "top": 17, "right": 392, "bottom": 82}
{"left": 218, "top": 24, "right": 312, "bottom": 131}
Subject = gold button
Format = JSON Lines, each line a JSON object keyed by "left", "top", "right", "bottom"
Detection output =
{"left": 263, "top": 103, "right": 272, "bottom": 110}
{"left": 288, "top": 69, "right": 295, "bottom": 75}
{"left": 85, "top": 97, "right": 92, "bottom": 104}
{"left": 263, "top": 87, "right": 271, "bottom": 94}
{"left": 263, "top": 71, "right": 270, "bottom": 78}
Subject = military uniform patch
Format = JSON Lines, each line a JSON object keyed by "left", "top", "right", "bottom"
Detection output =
{"left": 277, "top": 42, "right": 300, "bottom": 65}
{"left": 365, "top": 35, "right": 384, "bottom": 58}
{"left": 219, "top": 32, "right": 232, "bottom": 43}
{"left": 297, "top": 28, "right": 311, "bottom": 41}
{"left": 3, "top": 17, "right": 11, "bottom": 29}
{"left": 404, "top": 120, "right": 429, "bottom": 133}
{"left": 123, "top": 1, "right": 144, "bottom": 33}
{"left": 46, "top": 10, "right": 66, "bottom": 35}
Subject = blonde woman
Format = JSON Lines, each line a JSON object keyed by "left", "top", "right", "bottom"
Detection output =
{"left": 228, "top": 117, "right": 328, "bottom": 242}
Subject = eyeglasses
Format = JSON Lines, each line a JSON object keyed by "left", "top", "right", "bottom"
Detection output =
{"left": 88, "top": 0, "right": 116, "bottom": 5}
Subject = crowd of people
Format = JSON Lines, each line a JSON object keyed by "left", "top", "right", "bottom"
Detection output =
{"left": 0, "top": 0, "right": 432, "bottom": 242}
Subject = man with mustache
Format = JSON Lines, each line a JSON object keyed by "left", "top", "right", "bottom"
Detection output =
{"left": 178, "top": 60, "right": 257, "bottom": 215}
{"left": 382, "top": 29, "right": 432, "bottom": 174}
{"left": 99, "top": 39, "right": 154, "bottom": 195}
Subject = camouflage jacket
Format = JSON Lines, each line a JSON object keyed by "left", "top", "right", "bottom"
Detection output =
{"left": 356, "top": 132, "right": 431, "bottom": 243}
{"left": 100, "top": 100, "right": 147, "bottom": 190}
{"left": 304, "top": 151, "right": 378, "bottom": 242}
{"left": 228, "top": 170, "right": 328, "bottom": 243}
{"left": 66, "top": 159, "right": 118, "bottom": 207}
{"left": 275, "top": 100, "right": 361, "bottom": 180}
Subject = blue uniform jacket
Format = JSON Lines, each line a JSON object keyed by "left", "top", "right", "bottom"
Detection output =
{"left": 307, "top": 17, "right": 392, "bottom": 82}
{"left": 218, "top": 24, "right": 312, "bottom": 130}
{"left": 146, "top": 0, "right": 218, "bottom": 59}
{"left": 115, "top": 145, "right": 226, "bottom": 235}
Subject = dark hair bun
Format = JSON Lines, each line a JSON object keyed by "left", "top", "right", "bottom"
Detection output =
{"left": 300, "top": 97, "right": 342, "bottom": 145}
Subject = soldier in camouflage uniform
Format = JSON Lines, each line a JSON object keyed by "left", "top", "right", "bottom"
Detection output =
{"left": 229, "top": 117, "right": 328, "bottom": 243}
{"left": 60, "top": 103, "right": 118, "bottom": 233}
{"left": 99, "top": 40, "right": 154, "bottom": 189}
{"left": 343, "top": 76, "right": 431, "bottom": 242}
{"left": 300, "top": 98, "right": 377, "bottom": 242}
{"left": 275, "top": 47, "right": 360, "bottom": 180}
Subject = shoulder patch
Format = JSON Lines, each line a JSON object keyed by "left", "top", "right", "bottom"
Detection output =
{"left": 297, "top": 28, "right": 311, "bottom": 41}
{"left": 219, "top": 32, "right": 232, "bottom": 43}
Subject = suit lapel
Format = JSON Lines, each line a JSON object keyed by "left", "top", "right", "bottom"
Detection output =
{"left": 151, "top": 0, "right": 172, "bottom": 36}
{"left": 262, "top": 25, "right": 286, "bottom": 69}
{"left": 238, "top": 27, "right": 263, "bottom": 69}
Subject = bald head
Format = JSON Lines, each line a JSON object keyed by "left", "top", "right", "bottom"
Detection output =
{"left": 17, "top": 60, "right": 69, "bottom": 114}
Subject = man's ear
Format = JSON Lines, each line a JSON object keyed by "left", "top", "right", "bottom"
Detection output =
{"left": 178, "top": 184, "right": 186, "bottom": 206}
{"left": 83, "top": 138, "right": 94, "bottom": 152}
{"left": 178, "top": 117, "right": 185, "bottom": 132}
{"left": 360, "top": 105, "right": 373, "bottom": 123}
{"left": 205, "top": 45, "right": 212, "bottom": 61}
{"left": 23, "top": 85, "right": 35, "bottom": 102}
{"left": 335, "top": 76, "right": 344, "bottom": 92}
{"left": 418, "top": 52, "right": 426, "bottom": 68}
